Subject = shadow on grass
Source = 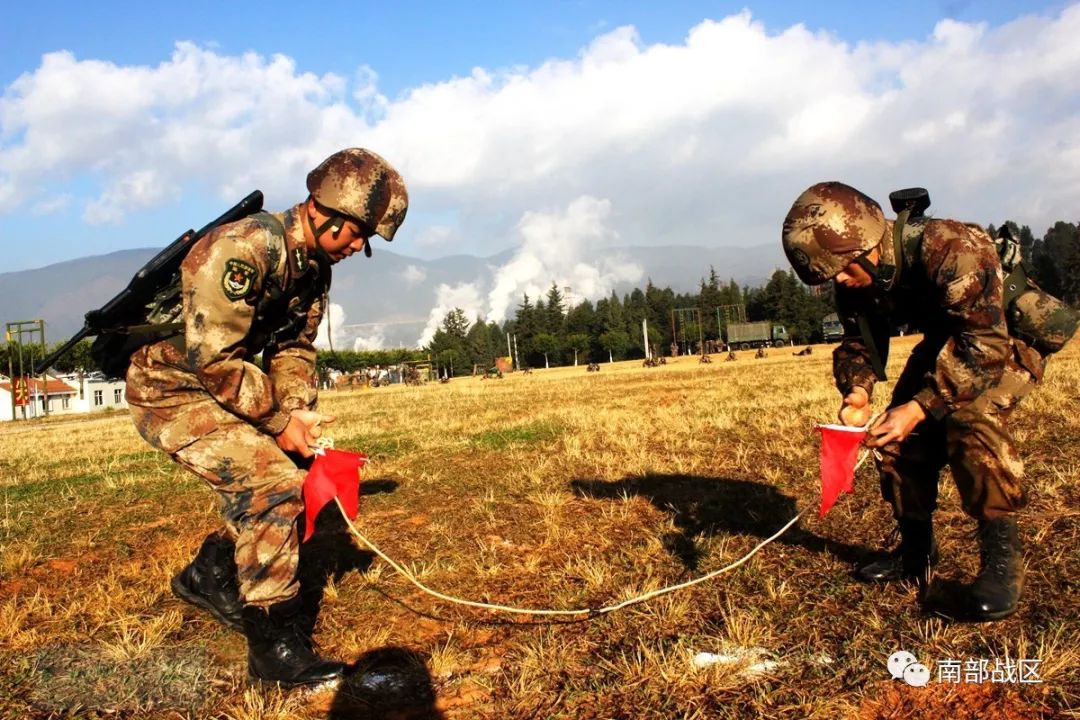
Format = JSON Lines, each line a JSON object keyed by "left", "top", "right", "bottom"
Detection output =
{"left": 330, "top": 647, "right": 445, "bottom": 720}
{"left": 296, "top": 478, "right": 399, "bottom": 634}
{"left": 571, "top": 473, "right": 871, "bottom": 572}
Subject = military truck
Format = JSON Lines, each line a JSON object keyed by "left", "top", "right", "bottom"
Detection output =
{"left": 725, "top": 321, "right": 788, "bottom": 350}
{"left": 822, "top": 312, "right": 844, "bottom": 343}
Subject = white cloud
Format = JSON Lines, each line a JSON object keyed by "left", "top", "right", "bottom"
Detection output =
{"left": 31, "top": 193, "right": 70, "bottom": 215}
{"left": 414, "top": 225, "right": 456, "bottom": 249}
{"left": 2, "top": 7, "right": 1079, "bottom": 270}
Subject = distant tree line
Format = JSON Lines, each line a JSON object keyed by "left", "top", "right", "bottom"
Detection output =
{"left": 0, "top": 339, "right": 95, "bottom": 376}
{"left": 425, "top": 268, "right": 837, "bottom": 376}
{"left": 426, "top": 219, "right": 1080, "bottom": 376}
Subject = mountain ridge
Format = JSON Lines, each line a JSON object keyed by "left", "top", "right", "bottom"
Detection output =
{"left": 0, "top": 243, "right": 788, "bottom": 348}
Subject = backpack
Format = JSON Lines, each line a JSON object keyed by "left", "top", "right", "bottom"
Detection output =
{"left": 85, "top": 193, "right": 266, "bottom": 378}
{"left": 993, "top": 226, "right": 1079, "bottom": 355}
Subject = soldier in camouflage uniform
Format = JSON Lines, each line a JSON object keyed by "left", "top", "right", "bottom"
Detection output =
{"left": 782, "top": 181, "right": 1044, "bottom": 621}
{"left": 126, "top": 148, "right": 407, "bottom": 685}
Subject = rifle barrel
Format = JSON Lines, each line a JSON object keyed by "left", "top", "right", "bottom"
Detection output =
{"left": 33, "top": 328, "right": 90, "bottom": 375}
{"left": 31, "top": 190, "right": 264, "bottom": 375}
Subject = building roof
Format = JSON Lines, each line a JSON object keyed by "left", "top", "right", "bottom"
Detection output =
{"left": 0, "top": 377, "right": 78, "bottom": 395}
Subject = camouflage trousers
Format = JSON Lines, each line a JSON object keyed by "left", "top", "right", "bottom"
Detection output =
{"left": 876, "top": 343, "right": 1039, "bottom": 522}
{"left": 126, "top": 343, "right": 306, "bottom": 607}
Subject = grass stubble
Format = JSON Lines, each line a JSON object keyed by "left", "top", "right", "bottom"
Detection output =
{"left": 0, "top": 335, "right": 1076, "bottom": 719}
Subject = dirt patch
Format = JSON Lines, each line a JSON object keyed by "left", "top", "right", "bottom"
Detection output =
{"left": 44, "top": 559, "right": 78, "bottom": 574}
{"left": 857, "top": 680, "right": 1052, "bottom": 720}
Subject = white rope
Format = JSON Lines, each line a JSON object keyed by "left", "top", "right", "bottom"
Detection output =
{"left": 324, "top": 424, "right": 877, "bottom": 618}
{"left": 334, "top": 497, "right": 802, "bottom": 617}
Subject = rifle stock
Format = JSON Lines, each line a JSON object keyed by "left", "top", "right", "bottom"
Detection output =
{"left": 33, "top": 190, "right": 264, "bottom": 375}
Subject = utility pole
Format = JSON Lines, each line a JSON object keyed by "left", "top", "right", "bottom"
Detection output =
{"left": 642, "top": 318, "right": 650, "bottom": 360}
{"left": 6, "top": 320, "right": 48, "bottom": 420}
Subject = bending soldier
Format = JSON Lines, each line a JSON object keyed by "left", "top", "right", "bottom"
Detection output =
{"left": 125, "top": 148, "right": 407, "bottom": 684}
{"left": 782, "top": 181, "right": 1045, "bottom": 620}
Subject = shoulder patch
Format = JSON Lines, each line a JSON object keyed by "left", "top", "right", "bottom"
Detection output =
{"left": 222, "top": 258, "right": 258, "bottom": 300}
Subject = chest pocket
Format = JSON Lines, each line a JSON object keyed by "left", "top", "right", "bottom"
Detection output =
{"left": 250, "top": 263, "right": 329, "bottom": 350}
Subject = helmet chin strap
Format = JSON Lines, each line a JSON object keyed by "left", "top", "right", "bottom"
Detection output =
{"left": 853, "top": 246, "right": 897, "bottom": 292}
{"left": 307, "top": 201, "right": 373, "bottom": 261}
{"left": 306, "top": 204, "right": 349, "bottom": 264}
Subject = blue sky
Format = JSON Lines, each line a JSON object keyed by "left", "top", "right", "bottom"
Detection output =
{"left": 2, "top": 1, "right": 1063, "bottom": 100}
{"left": 1, "top": 0, "right": 1078, "bottom": 339}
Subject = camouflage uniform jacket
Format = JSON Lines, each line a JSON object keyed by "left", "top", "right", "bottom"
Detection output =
{"left": 126, "top": 204, "right": 329, "bottom": 436}
{"left": 833, "top": 217, "right": 1044, "bottom": 421}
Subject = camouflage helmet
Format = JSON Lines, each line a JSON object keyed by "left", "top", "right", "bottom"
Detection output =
{"left": 307, "top": 148, "right": 408, "bottom": 241}
{"left": 781, "top": 181, "right": 887, "bottom": 285}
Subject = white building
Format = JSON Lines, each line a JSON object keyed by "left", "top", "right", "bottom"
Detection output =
{"left": 0, "top": 375, "right": 80, "bottom": 421}
{"left": 61, "top": 372, "right": 130, "bottom": 414}
{"left": 0, "top": 372, "right": 128, "bottom": 422}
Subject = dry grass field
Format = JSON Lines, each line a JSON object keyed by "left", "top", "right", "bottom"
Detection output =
{"left": 1, "top": 335, "right": 1078, "bottom": 719}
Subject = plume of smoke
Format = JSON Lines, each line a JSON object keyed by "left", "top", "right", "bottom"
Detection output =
{"left": 485, "top": 196, "right": 642, "bottom": 323}
{"left": 414, "top": 195, "right": 643, "bottom": 347}
{"left": 353, "top": 325, "right": 387, "bottom": 351}
{"left": 416, "top": 282, "right": 485, "bottom": 347}
{"left": 402, "top": 264, "right": 428, "bottom": 285}
{"left": 315, "top": 302, "right": 348, "bottom": 349}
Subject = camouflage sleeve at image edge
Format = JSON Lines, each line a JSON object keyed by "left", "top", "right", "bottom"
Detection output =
{"left": 181, "top": 221, "right": 291, "bottom": 436}
{"left": 910, "top": 220, "right": 1010, "bottom": 420}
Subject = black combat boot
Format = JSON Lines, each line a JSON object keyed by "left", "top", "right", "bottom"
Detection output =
{"left": 856, "top": 517, "right": 939, "bottom": 584}
{"left": 968, "top": 517, "right": 1024, "bottom": 621}
{"left": 242, "top": 596, "right": 347, "bottom": 687}
{"left": 171, "top": 532, "right": 244, "bottom": 631}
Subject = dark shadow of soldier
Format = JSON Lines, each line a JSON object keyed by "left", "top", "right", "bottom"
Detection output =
{"left": 329, "top": 647, "right": 445, "bottom": 720}
{"left": 570, "top": 473, "right": 868, "bottom": 572}
{"left": 292, "top": 477, "right": 446, "bottom": 717}
{"left": 295, "top": 476, "right": 399, "bottom": 636}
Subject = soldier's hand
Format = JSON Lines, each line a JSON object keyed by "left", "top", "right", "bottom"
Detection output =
{"left": 289, "top": 409, "right": 337, "bottom": 439}
{"left": 866, "top": 401, "right": 926, "bottom": 448}
{"left": 838, "top": 387, "right": 871, "bottom": 427}
{"left": 275, "top": 415, "right": 317, "bottom": 457}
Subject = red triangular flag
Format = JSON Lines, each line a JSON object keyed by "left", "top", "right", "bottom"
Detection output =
{"left": 816, "top": 424, "right": 867, "bottom": 517}
{"left": 302, "top": 448, "right": 368, "bottom": 542}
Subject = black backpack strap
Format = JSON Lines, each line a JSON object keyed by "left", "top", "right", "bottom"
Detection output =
{"left": 1002, "top": 263, "right": 1030, "bottom": 309}
{"left": 856, "top": 312, "right": 887, "bottom": 381}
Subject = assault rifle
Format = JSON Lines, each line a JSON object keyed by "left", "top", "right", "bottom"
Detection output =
{"left": 34, "top": 190, "right": 265, "bottom": 375}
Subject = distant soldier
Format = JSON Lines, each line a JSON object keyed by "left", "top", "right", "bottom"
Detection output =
{"left": 755, "top": 347, "right": 768, "bottom": 359}
{"left": 794, "top": 346, "right": 813, "bottom": 356}
{"left": 725, "top": 351, "right": 737, "bottom": 362}
{"left": 700, "top": 354, "right": 712, "bottom": 364}
{"left": 782, "top": 181, "right": 1073, "bottom": 620}
{"left": 125, "top": 148, "right": 407, "bottom": 684}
